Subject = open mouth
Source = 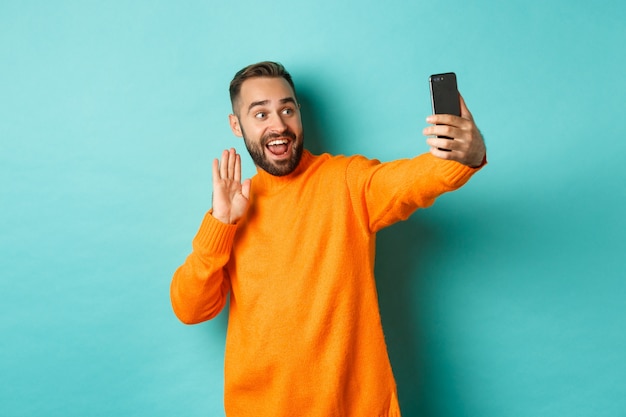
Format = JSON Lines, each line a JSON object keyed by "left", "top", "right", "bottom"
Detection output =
{"left": 266, "top": 138, "right": 291, "bottom": 156}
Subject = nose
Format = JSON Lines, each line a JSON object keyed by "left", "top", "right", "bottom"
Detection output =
{"left": 270, "top": 111, "right": 288, "bottom": 131}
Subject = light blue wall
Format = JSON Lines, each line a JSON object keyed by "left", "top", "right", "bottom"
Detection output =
{"left": 1, "top": 1, "right": 624, "bottom": 416}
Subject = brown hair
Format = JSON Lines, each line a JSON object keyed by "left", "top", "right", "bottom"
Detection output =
{"left": 229, "top": 61, "right": 297, "bottom": 113}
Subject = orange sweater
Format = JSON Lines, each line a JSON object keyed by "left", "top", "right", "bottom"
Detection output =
{"left": 171, "top": 150, "right": 481, "bottom": 416}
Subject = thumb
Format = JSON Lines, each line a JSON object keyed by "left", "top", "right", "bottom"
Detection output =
{"left": 241, "top": 178, "right": 251, "bottom": 200}
{"left": 459, "top": 93, "right": 474, "bottom": 121}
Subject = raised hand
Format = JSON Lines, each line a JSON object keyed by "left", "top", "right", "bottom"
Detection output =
{"left": 423, "top": 94, "right": 486, "bottom": 168}
{"left": 211, "top": 148, "right": 251, "bottom": 224}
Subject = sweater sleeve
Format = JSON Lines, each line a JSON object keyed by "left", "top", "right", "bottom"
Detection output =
{"left": 346, "top": 152, "right": 484, "bottom": 233}
{"left": 170, "top": 211, "right": 237, "bottom": 324}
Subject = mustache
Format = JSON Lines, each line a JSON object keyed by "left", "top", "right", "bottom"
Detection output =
{"left": 262, "top": 129, "right": 297, "bottom": 144}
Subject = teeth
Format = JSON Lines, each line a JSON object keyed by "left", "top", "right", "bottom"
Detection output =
{"left": 267, "top": 139, "right": 288, "bottom": 146}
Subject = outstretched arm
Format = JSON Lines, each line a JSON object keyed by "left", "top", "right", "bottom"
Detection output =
{"left": 423, "top": 94, "right": 486, "bottom": 168}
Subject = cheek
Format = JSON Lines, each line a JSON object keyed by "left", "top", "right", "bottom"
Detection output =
{"left": 241, "top": 123, "right": 265, "bottom": 144}
{"left": 289, "top": 118, "right": 303, "bottom": 133}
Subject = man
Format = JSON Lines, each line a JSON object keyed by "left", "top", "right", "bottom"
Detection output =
{"left": 171, "top": 61, "right": 486, "bottom": 416}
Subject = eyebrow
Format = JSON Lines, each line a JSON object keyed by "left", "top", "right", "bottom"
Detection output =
{"left": 247, "top": 97, "right": 297, "bottom": 114}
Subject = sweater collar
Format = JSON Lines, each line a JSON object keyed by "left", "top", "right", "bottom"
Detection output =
{"left": 252, "top": 149, "right": 315, "bottom": 194}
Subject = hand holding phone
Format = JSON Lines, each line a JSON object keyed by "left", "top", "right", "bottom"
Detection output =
{"left": 425, "top": 74, "right": 486, "bottom": 167}
{"left": 429, "top": 72, "right": 460, "bottom": 151}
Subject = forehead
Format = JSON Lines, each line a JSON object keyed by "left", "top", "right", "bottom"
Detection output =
{"left": 238, "top": 77, "right": 296, "bottom": 106}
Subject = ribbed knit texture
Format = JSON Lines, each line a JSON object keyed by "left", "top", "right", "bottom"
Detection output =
{"left": 171, "top": 150, "right": 482, "bottom": 417}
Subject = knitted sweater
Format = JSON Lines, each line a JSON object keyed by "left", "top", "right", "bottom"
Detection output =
{"left": 171, "top": 150, "right": 482, "bottom": 417}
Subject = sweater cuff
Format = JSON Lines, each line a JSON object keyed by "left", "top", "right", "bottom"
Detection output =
{"left": 439, "top": 153, "right": 487, "bottom": 184}
{"left": 192, "top": 210, "right": 238, "bottom": 257}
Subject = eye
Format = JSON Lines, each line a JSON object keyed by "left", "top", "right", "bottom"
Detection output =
{"left": 255, "top": 112, "right": 267, "bottom": 120}
{"left": 282, "top": 107, "right": 294, "bottom": 116}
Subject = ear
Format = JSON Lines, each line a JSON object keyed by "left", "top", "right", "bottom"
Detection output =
{"left": 229, "top": 114, "right": 243, "bottom": 137}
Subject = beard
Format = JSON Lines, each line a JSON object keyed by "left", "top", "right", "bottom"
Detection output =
{"left": 242, "top": 127, "right": 304, "bottom": 177}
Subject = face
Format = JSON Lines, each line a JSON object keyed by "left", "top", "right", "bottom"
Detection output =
{"left": 229, "top": 77, "right": 304, "bottom": 176}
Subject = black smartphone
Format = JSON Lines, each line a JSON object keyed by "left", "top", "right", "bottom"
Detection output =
{"left": 429, "top": 72, "right": 460, "bottom": 151}
{"left": 429, "top": 72, "right": 460, "bottom": 117}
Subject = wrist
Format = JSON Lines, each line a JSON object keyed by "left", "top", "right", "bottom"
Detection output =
{"left": 468, "top": 152, "right": 487, "bottom": 169}
{"left": 210, "top": 209, "right": 234, "bottom": 225}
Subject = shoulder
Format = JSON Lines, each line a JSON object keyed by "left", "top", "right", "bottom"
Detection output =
{"left": 308, "top": 151, "right": 381, "bottom": 172}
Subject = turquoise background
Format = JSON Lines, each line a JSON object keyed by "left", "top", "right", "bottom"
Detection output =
{"left": 1, "top": 1, "right": 625, "bottom": 416}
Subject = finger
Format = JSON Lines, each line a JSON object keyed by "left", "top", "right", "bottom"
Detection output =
{"left": 423, "top": 124, "right": 463, "bottom": 140}
{"left": 426, "top": 136, "right": 457, "bottom": 151}
{"left": 429, "top": 142, "right": 473, "bottom": 163}
{"left": 220, "top": 149, "right": 229, "bottom": 179}
{"left": 426, "top": 113, "right": 464, "bottom": 128}
{"left": 227, "top": 148, "right": 237, "bottom": 179}
{"left": 429, "top": 145, "right": 454, "bottom": 160}
{"left": 459, "top": 93, "right": 474, "bottom": 121}
{"left": 234, "top": 153, "right": 242, "bottom": 183}
{"left": 212, "top": 158, "right": 220, "bottom": 181}
{"left": 241, "top": 178, "right": 251, "bottom": 200}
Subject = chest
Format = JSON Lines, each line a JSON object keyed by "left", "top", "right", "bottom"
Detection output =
{"left": 227, "top": 177, "right": 369, "bottom": 302}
